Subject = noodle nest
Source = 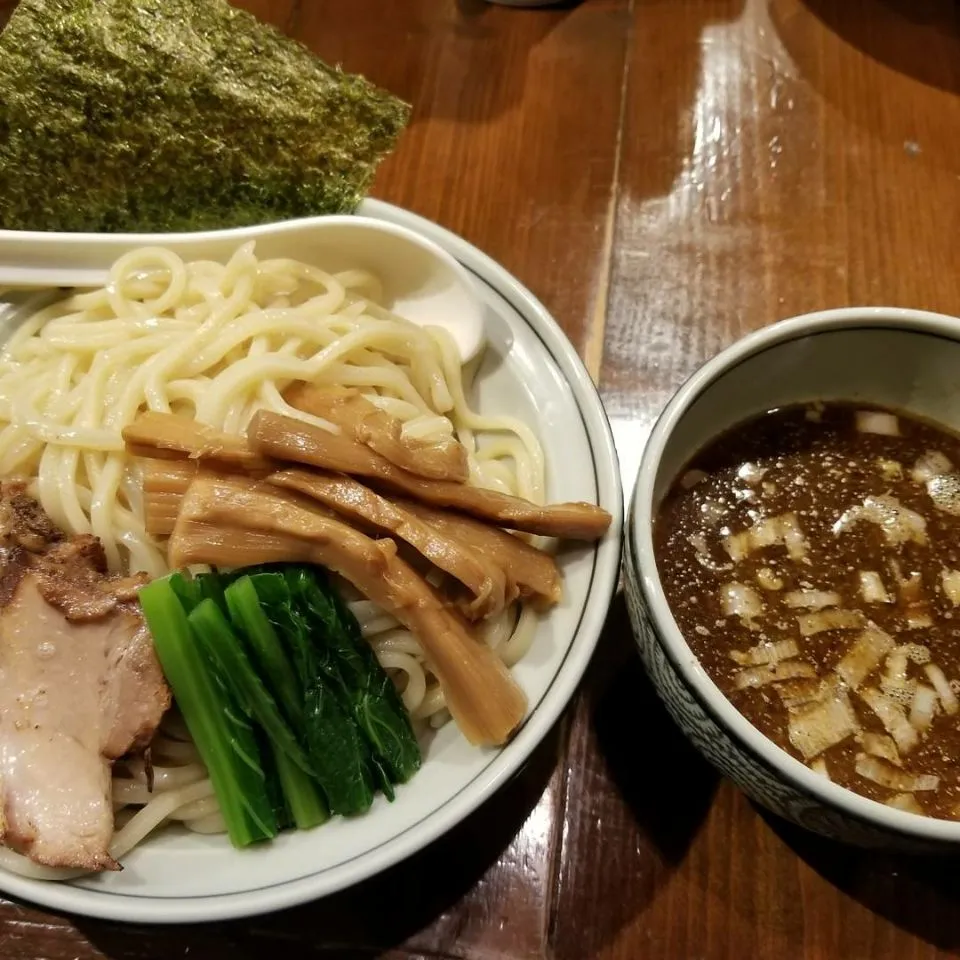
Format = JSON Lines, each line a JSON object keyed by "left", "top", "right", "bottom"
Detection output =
{"left": 0, "top": 243, "right": 546, "bottom": 874}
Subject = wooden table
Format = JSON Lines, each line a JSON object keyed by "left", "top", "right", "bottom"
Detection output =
{"left": 1, "top": 0, "right": 959, "bottom": 957}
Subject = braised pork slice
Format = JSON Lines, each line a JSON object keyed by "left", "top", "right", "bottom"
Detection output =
{"left": 170, "top": 474, "right": 528, "bottom": 747}
{"left": 248, "top": 411, "right": 613, "bottom": 541}
{"left": 284, "top": 382, "right": 470, "bottom": 483}
{"left": 0, "top": 482, "right": 169, "bottom": 870}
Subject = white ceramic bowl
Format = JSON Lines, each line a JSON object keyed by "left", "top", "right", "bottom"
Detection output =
{"left": 0, "top": 200, "right": 624, "bottom": 921}
{"left": 626, "top": 306, "right": 960, "bottom": 850}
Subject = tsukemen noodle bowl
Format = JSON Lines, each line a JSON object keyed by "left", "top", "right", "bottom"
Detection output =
{"left": 627, "top": 308, "right": 960, "bottom": 849}
{"left": 0, "top": 236, "right": 613, "bottom": 882}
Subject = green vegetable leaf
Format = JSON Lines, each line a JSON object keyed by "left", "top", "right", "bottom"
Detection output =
{"left": 139, "top": 576, "right": 277, "bottom": 848}
{"left": 289, "top": 567, "right": 422, "bottom": 786}
{"left": 274, "top": 747, "right": 329, "bottom": 831}
{"left": 247, "top": 571, "right": 377, "bottom": 816}
{"left": 225, "top": 576, "right": 304, "bottom": 730}
{"left": 188, "top": 599, "right": 315, "bottom": 780}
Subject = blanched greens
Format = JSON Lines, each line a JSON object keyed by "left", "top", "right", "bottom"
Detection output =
{"left": 139, "top": 564, "right": 420, "bottom": 847}
{"left": 291, "top": 568, "right": 422, "bottom": 786}
{"left": 232, "top": 571, "right": 378, "bottom": 815}
{"left": 138, "top": 578, "right": 278, "bottom": 848}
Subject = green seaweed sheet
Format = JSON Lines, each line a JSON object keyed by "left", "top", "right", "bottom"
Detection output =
{"left": 0, "top": 0, "right": 411, "bottom": 232}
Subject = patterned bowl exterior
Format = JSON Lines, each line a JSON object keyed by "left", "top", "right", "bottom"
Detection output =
{"left": 623, "top": 518, "right": 953, "bottom": 853}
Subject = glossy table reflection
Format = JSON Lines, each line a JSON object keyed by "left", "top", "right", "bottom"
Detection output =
{"left": 0, "top": 1, "right": 959, "bottom": 958}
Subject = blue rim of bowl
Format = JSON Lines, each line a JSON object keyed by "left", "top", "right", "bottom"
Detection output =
{"left": 630, "top": 306, "right": 960, "bottom": 843}
{"left": 0, "top": 200, "right": 624, "bottom": 922}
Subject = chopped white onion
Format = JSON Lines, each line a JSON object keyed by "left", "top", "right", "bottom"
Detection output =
{"left": 861, "top": 732, "right": 901, "bottom": 766}
{"left": 859, "top": 687, "right": 919, "bottom": 754}
{"left": 724, "top": 520, "right": 776, "bottom": 562}
{"left": 680, "top": 469, "right": 708, "bottom": 489}
{"left": 729, "top": 639, "right": 800, "bottom": 666}
{"left": 924, "top": 663, "right": 959, "bottom": 716}
{"left": 911, "top": 450, "right": 953, "bottom": 484}
{"left": 734, "top": 660, "right": 816, "bottom": 690}
{"left": 788, "top": 691, "right": 859, "bottom": 761}
{"left": 723, "top": 513, "right": 808, "bottom": 563}
{"left": 720, "top": 581, "right": 764, "bottom": 627}
{"left": 723, "top": 531, "right": 751, "bottom": 563}
{"left": 877, "top": 459, "right": 904, "bottom": 481}
{"left": 784, "top": 589, "right": 840, "bottom": 610}
{"left": 926, "top": 474, "right": 960, "bottom": 517}
{"left": 780, "top": 513, "right": 809, "bottom": 561}
{"left": 836, "top": 626, "right": 895, "bottom": 690}
{"left": 688, "top": 532, "right": 708, "bottom": 554}
{"left": 687, "top": 533, "right": 733, "bottom": 573}
{"left": 755, "top": 567, "right": 783, "bottom": 591}
{"left": 855, "top": 754, "right": 938, "bottom": 792}
{"left": 859, "top": 570, "right": 891, "bottom": 604}
{"left": 908, "top": 683, "right": 939, "bottom": 733}
{"left": 856, "top": 410, "right": 900, "bottom": 436}
{"left": 833, "top": 495, "right": 927, "bottom": 547}
{"left": 896, "top": 570, "right": 933, "bottom": 629}
{"left": 881, "top": 648, "right": 914, "bottom": 706}
{"left": 942, "top": 569, "right": 960, "bottom": 607}
{"left": 900, "top": 643, "right": 931, "bottom": 665}
{"left": 777, "top": 678, "right": 827, "bottom": 710}
{"left": 700, "top": 500, "right": 728, "bottom": 525}
{"left": 886, "top": 793, "right": 925, "bottom": 815}
{"left": 797, "top": 609, "right": 864, "bottom": 637}
{"left": 737, "top": 462, "right": 767, "bottom": 484}
{"left": 810, "top": 757, "right": 831, "bottom": 780}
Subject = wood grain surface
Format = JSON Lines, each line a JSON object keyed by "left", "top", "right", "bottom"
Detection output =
{"left": 0, "top": 0, "right": 959, "bottom": 958}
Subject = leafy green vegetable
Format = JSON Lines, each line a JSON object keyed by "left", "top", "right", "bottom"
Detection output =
{"left": 248, "top": 572, "right": 378, "bottom": 816}
{"left": 141, "top": 562, "right": 421, "bottom": 839}
{"left": 197, "top": 568, "right": 229, "bottom": 614}
{"left": 139, "top": 576, "right": 277, "bottom": 848}
{"left": 223, "top": 576, "right": 329, "bottom": 827}
{"left": 188, "top": 599, "right": 316, "bottom": 779}
{"left": 274, "top": 748, "right": 329, "bottom": 831}
{"left": 289, "top": 567, "right": 422, "bottom": 787}
{"left": 225, "top": 576, "right": 303, "bottom": 730}
{"left": 256, "top": 728, "right": 293, "bottom": 834}
{"left": 167, "top": 572, "right": 203, "bottom": 612}
{"left": 0, "top": 0, "right": 411, "bottom": 232}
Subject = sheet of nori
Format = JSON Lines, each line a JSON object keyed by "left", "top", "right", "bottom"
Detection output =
{"left": 0, "top": 0, "right": 411, "bottom": 233}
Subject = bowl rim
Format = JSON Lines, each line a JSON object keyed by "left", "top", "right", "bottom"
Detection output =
{"left": 631, "top": 305, "right": 960, "bottom": 841}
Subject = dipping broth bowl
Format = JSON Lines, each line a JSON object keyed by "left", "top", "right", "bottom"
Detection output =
{"left": 625, "top": 306, "right": 960, "bottom": 851}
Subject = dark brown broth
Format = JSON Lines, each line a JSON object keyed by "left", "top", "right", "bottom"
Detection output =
{"left": 654, "top": 402, "right": 960, "bottom": 819}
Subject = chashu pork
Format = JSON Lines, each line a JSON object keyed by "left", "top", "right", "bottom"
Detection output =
{"left": 0, "top": 482, "right": 170, "bottom": 870}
